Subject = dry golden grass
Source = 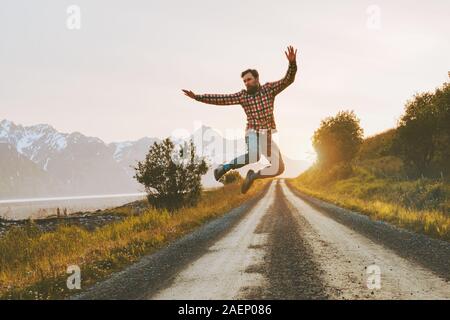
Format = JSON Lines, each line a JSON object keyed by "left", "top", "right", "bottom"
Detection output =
{"left": 0, "top": 179, "right": 269, "bottom": 299}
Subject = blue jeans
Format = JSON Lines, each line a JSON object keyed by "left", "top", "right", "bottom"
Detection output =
{"left": 226, "top": 129, "right": 285, "bottom": 178}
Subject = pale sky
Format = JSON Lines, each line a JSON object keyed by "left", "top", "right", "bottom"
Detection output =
{"left": 1, "top": 0, "right": 449, "bottom": 162}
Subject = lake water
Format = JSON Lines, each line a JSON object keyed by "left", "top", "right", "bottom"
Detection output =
{"left": 0, "top": 193, "right": 147, "bottom": 220}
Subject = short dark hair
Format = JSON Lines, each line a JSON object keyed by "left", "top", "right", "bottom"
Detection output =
{"left": 241, "top": 69, "right": 259, "bottom": 79}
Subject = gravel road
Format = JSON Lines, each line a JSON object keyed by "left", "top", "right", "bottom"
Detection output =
{"left": 72, "top": 179, "right": 450, "bottom": 300}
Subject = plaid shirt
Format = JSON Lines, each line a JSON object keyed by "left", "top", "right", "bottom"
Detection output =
{"left": 195, "top": 61, "right": 297, "bottom": 132}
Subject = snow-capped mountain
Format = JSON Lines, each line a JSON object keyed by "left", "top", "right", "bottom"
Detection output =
{"left": 0, "top": 119, "right": 160, "bottom": 199}
{"left": 0, "top": 120, "right": 68, "bottom": 171}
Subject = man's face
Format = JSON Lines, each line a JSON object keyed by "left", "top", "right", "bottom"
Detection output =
{"left": 242, "top": 72, "right": 260, "bottom": 93}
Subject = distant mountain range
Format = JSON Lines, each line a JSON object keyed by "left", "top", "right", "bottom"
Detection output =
{"left": 0, "top": 119, "right": 311, "bottom": 200}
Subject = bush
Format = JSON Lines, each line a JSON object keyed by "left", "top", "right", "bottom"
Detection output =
{"left": 220, "top": 170, "right": 243, "bottom": 185}
{"left": 133, "top": 138, "right": 209, "bottom": 211}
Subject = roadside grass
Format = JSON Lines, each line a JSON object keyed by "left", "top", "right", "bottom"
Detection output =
{"left": 286, "top": 163, "right": 450, "bottom": 242}
{"left": 0, "top": 179, "right": 269, "bottom": 299}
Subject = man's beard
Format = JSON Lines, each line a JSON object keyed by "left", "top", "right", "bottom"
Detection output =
{"left": 246, "top": 84, "right": 260, "bottom": 94}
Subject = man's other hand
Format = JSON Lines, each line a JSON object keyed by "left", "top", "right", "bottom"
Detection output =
{"left": 285, "top": 45, "right": 297, "bottom": 64}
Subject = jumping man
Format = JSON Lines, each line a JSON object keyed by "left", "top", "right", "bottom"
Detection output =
{"left": 182, "top": 45, "right": 298, "bottom": 193}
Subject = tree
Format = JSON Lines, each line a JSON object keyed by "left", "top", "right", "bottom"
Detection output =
{"left": 134, "top": 138, "right": 209, "bottom": 211}
{"left": 392, "top": 82, "right": 449, "bottom": 178}
{"left": 432, "top": 82, "right": 450, "bottom": 178}
{"left": 312, "top": 110, "right": 364, "bottom": 167}
{"left": 393, "top": 92, "right": 436, "bottom": 175}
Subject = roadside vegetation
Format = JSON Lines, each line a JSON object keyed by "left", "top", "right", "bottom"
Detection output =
{"left": 288, "top": 81, "right": 449, "bottom": 241}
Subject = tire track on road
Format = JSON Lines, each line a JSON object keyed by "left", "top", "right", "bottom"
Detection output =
{"left": 244, "top": 180, "right": 328, "bottom": 299}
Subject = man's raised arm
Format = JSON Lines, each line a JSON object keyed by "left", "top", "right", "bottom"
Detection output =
{"left": 182, "top": 89, "right": 242, "bottom": 105}
{"left": 266, "top": 45, "right": 298, "bottom": 96}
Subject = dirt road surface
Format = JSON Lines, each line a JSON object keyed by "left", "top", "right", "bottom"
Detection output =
{"left": 73, "top": 179, "right": 450, "bottom": 300}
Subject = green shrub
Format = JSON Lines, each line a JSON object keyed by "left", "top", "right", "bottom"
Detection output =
{"left": 220, "top": 170, "right": 243, "bottom": 185}
{"left": 134, "top": 138, "right": 209, "bottom": 211}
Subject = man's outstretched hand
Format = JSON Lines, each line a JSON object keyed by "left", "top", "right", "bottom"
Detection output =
{"left": 285, "top": 45, "right": 297, "bottom": 63}
{"left": 182, "top": 89, "right": 196, "bottom": 99}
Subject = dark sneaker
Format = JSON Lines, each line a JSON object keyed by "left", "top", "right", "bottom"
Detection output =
{"left": 214, "top": 164, "right": 227, "bottom": 181}
{"left": 241, "top": 169, "right": 256, "bottom": 194}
